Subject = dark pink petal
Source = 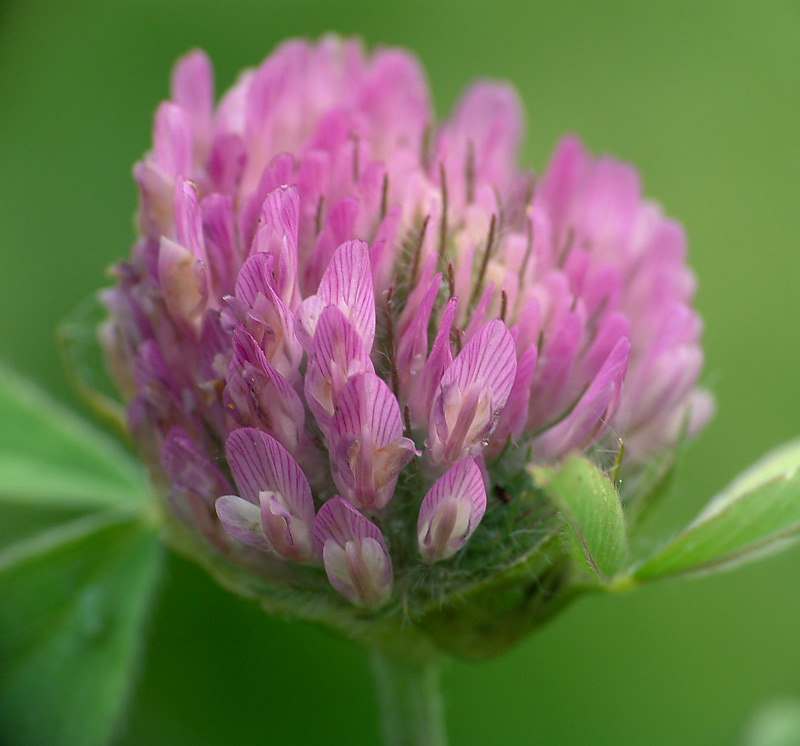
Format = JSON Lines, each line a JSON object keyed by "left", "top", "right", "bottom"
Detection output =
{"left": 526, "top": 312, "right": 582, "bottom": 429}
{"left": 368, "top": 206, "right": 402, "bottom": 295}
{"left": 313, "top": 497, "right": 393, "bottom": 608}
{"left": 395, "top": 273, "right": 441, "bottom": 397}
{"left": 537, "top": 336, "right": 630, "bottom": 457}
{"left": 418, "top": 457, "right": 486, "bottom": 563}
{"left": 161, "top": 426, "right": 233, "bottom": 503}
{"left": 575, "top": 311, "right": 630, "bottom": 386}
{"left": 410, "top": 296, "right": 457, "bottom": 428}
{"left": 486, "top": 343, "right": 538, "bottom": 457}
{"left": 208, "top": 132, "right": 247, "bottom": 194}
{"left": 304, "top": 198, "right": 360, "bottom": 292}
{"left": 330, "top": 373, "right": 416, "bottom": 512}
{"left": 161, "top": 427, "right": 233, "bottom": 546}
{"left": 201, "top": 193, "right": 238, "bottom": 298}
{"left": 224, "top": 328, "right": 305, "bottom": 451}
{"left": 462, "top": 283, "right": 494, "bottom": 346}
{"left": 238, "top": 153, "right": 296, "bottom": 254}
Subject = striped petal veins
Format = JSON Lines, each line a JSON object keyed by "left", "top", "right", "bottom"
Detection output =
{"left": 104, "top": 38, "right": 710, "bottom": 609}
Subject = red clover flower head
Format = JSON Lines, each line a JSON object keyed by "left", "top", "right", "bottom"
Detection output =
{"left": 103, "top": 37, "right": 710, "bottom": 652}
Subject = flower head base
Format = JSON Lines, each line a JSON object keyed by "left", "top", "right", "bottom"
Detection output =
{"left": 104, "top": 37, "right": 710, "bottom": 657}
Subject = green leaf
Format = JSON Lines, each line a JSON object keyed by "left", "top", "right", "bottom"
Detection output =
{"left": 533, "top": 454, "right": 628, "bottom": 582}
{"left": 57, "top": 294, "right": 128, "bottom": 435}
{"left": 0, "top": 366, "right": 164, "bottom": 745}
{"left": 742, "top": 699, "right": 800, "bottom": 746}
{"left": 0, "top": 363, "right": 146, "bottom": 508}
{"left": 0, "top": 509, "right": 163, "bottom": 746}
{"left": 635, "top": 440, "right": 800, "bottom": 580}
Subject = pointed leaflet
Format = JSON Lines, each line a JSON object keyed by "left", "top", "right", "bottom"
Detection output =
{"left": 0, "top": 363, "right": 146, "bottom": 508}
{"left": 0, "top": 366, "right": 162, "bottom": 746}
{"left": 635, "top": 440, "right": 800, "bottom": 580}
{"left": 533, "top": 454, "right": 628, "bottom": 582}
{"left": 0, "top": 512, "right": 162, "bottom": 746}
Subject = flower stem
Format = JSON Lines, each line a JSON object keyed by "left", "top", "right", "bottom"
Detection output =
{"left": 369, "top": 651, "right": 448, "bottom": 746}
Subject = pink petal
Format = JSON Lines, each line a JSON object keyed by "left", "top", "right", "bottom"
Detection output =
{"left": 250, "top": 185, "right": 300, "bottom": 308}
{"left": 428, "top": 319, "right": 517, "bottom": 466}
{"left": 157, "top": 236, "right": 208, "bottom": 330}
{"left": 224, "top": 328, "right": 305, "bottom": 451}
{"left": 358, "top": 49, "right": 430, "bottom": 158}
{"left": 161, "top": 426, "right": 234, "bottom": 504}
{"left": 330, "top": 373, "right": 416, "bottom": 511}
{"left": 418, "top": 457, "right": 487, "bottom": 563}
{"left": 410, "top": 296, "right": 457, "bottom": 428}
{"left": 224, "top": 427, "right": 314, "bottom": 561}
{"left": 316, "top": 239, "right": 376, "bottom": 351}
{"left": 313, "top": 497, "right": 393, "bottom": 608}
{"left": 152, "top": 101, "right": 192, "bottom": 177}
{"left": 216, "top": 494, "right": 272, "bottom": 551}
{"left": 232, "top": 253, "right": 302, "bottom": 378}
{"left": 201, "top": 193, "right": 238, "bottom": 298}
{"left": 170, "top": 49, "right": 214, "bottom": 156}
{"left": 537, "top": 336, "right": 630, "bottom": 457}
{"left": 395, "top": 273, "right": 441, "bottom": 397}
{"left": 487, "top": 343, "right": 538, "bottom": 456}
{"left": 174, "top": 177, "right": 205, "bottom": 263}
{"left": 304, "top": 306, "right": 374, "bottom": 435}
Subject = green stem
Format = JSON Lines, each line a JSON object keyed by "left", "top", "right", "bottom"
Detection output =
{"left": 369, "top": 651, "right": 448, "bottom": 746}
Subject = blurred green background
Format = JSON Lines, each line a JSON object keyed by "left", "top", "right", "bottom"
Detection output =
{"left": 2, "top": 1, "right": 800, "bottom": 744}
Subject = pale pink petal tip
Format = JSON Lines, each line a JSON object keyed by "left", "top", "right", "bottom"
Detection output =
{"left": 418, "top": 457, "right": 487, "bottom": 563}
{"left": 313, "top": 497, "right": 393, "bottom": 608}
{"left": 216, "top": 494, "right": 272, "bottom": 551}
